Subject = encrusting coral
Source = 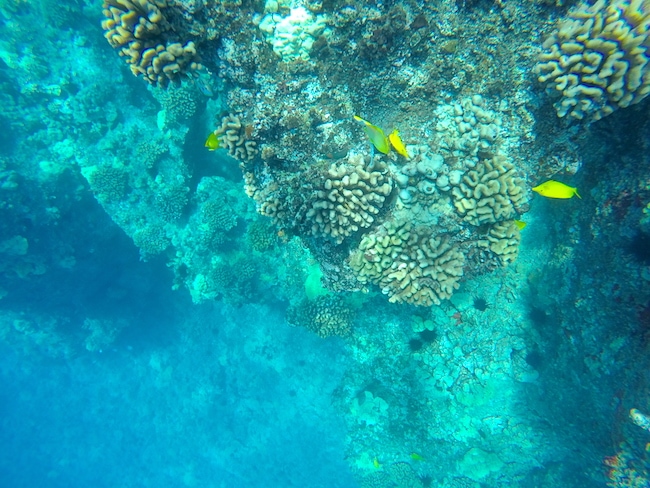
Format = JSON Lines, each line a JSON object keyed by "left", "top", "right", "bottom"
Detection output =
{"left": 450, "top": 155, "right": 527, "bottom": 226}
{"left": 536, "top": 0, "right": 650, "bottom": 121}
{"left": 101, "top": 0, "right": 202, "bottom": 87}
{"left": 349, "top": 220, "right": 465, "bottom": 306}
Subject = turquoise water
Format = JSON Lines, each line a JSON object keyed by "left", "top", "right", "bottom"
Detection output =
{"left": 1, "top": 0, "right": 650, "bottom": 486}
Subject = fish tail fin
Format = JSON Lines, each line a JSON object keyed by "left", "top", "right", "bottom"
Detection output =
{"left": 575, "top": 188, "right": 582, "bottom": 199}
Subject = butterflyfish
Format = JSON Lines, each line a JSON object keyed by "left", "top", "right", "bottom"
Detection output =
{"left": 354, "top": 115, "right": 390, "bottom": 154}
{"left": 205, "top": 132, "right": 221, "bottom": 151}
{"left": 514, "top": 220, "right": 527, "bottom": 230}
{"left": 388, "top": 129, "right": 410, "bottom": 158}
{"left": 532, "top": 180, "right": 581, "bottom": 199}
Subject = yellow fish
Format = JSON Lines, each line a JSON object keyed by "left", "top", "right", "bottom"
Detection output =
{"left": 354, "top": 115, "right": 390, "bottom": 154}
{"left": 410, "top": 452, "right": 424, "bottom": 461}
{"left": 372, "top": 457, "right": 382, "bottom": 469}
{"left": 514, "top": 220, "right": 527, "bottom": 230}
{"left": 388, "top": 129, "right": 409, "bottom": 158}
{"left": 532, "top": 180, "right": 581, "bottom": 199}
{"left": 204, "top": 132, "right": 221, "bottom": 151}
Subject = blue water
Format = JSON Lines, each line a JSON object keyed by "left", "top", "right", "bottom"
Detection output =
{"left": 0, "top": 255, "right": 354, "bottom": 487}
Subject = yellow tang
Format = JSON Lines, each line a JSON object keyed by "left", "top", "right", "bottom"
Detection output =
{"left": 532, "top": 180, "right": 581, "bottom": 199}
{"left": 354, "top": 115, "right": 390, "bottom": 154}
{"left": 514, "top": 220, "right": 527, "bottom": 230}
{"left": 388, "top": 129, "right": 410, "bottom": 158}
{"left": 372, "top": 457, "right": 382, "bottom": 469}
{"left": 204, "top": 132, "right": 221, "bottom": 151}
{"left": 410, "top": 452, "right": 424, "bottom": 461}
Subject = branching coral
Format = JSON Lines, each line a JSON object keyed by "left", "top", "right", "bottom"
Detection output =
{"left": 450, "top": 155, "right": 527, "bottom": 226}
{"left": 132, "top": 223, "right": 169, "bottom": 256}
{"left": 156, "top": 84, "right": 200, "bottom": 124}
{"left": 536, "top": 0, "right": 650, "bottom": 121}
{"left": 85, "top": 165, "right": 128, "bottom": 203}
{"left": 212, "top": 114, "right": 258, "bottom": 161}
{"left": 153, "top": 182, "right": 188, "bottom": 222}
{"left": 246, "top": 218, "right": 277, "bottom": 252}
{"left": 197, "top": 199, "right": 238, "bottom": 247}
{"left": 101, "top": 0, "right": 202, "bottom": 87}
{"left": 287, "top": 295, "right": 352, "bottom": 338}
{"left": 349, "top": 220, "right": 465, "bottom": 306}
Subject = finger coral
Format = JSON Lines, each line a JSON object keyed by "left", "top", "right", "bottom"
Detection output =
{"left": 450, "top": 155, "right": 527, "bottom": 226}
{"left": 536, "top": 0, "right": 650, "bottom": 121}
{"left": 101, "top": 0, "right": 202, "bottom": 87}
{"left": 349, "top": 221, "right": 465, "bottom": 306}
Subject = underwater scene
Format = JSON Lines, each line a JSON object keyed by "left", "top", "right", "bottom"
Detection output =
{"left": 1, "top": 0, "right": 650, "bottom": 486}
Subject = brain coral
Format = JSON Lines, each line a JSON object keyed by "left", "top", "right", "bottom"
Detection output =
{"left": 450, "top": 155, "right": 527, "bottom": 226}
{"left": 101, "top": 0, "right": 201, "bottom": 87}
{"left": 536, "top": 0, "right": 650, "bottom": 121}
{"left": 349, "top": 221, "right": 465, "bottom": 306}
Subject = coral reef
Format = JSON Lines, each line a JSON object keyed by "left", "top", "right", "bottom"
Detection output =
{"left": 101, "top": 0, "right": 202, "bottom": 87}
{"left": 212, "top": 114, "right": 258, "bottom": 161}
{"left": 258, "top": 5, "right": 329, "bottom": 62}
{"left": 4, "top": 0, "right": 650, "bottom": 487}
{"left": 349, "top": 221, "right": 464, "bottom": 306}
{"left": 84, "top": 165, "right": 129, "bottom": 203}
{"left": 82, "top": 318, "right": 127, "bottom": 352}
{"left": 287, "top": 295, "right": 352, "bottom": 338}
{"left": 132, "top": 224, "right": 169, "bottom": 256}
{"left": 253, "top": 153, "right": 393, "bottom": 245}
{"left": 450, "top": 155, "right": 527, "bottom": 226}
{"left": 481, "top": 220, "right": 521, "bottom": 266}
{"left": 155, "top": 84, "right": 201, "bottom": 126}
{"left": 536, "top": 0, "right": 650, "bottom": 121}
{"left": 246, "top": 218, "right": 277, "bottom": 252}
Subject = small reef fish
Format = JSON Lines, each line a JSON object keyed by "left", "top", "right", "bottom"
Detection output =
{"left": 532, "top": 180, "right": 581, "bottom": 199}
{"left": 630, "top": 408, "right": 650, "bottom": 432}
{"left": 191, "top": 68, "right": 215, "bottom": 98}
{"left": 372, "top": 457, "right": 382, "bottom": 469}
{"left": 194, "top": 76, "right": 215, "bottom": 98}
{"left": 354, "top": 115, "right": 390, "bottom": 154}
{"left": 388, "top": 129, "right": 410, "bottom": 158}
{"left": 204, "top": 132, "right": 221, "bottom": 151}
{"left": 514, "top": 220, "right": 527, "bottom": 230}
{"left": 410, "top": 452, "right": 424, "bottom": 461}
